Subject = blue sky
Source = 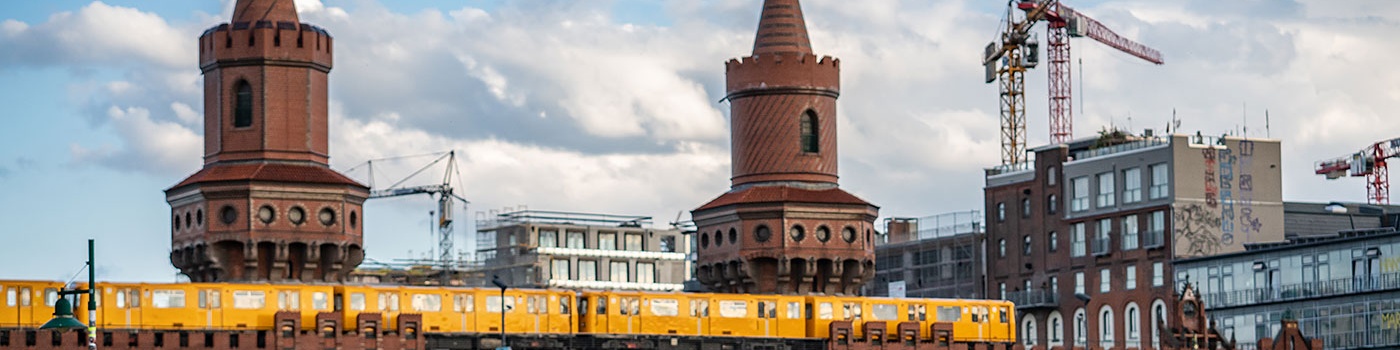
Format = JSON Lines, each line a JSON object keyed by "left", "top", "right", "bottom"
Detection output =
{"left": 2, "top": 0, "right": 1399, "bottom": 283}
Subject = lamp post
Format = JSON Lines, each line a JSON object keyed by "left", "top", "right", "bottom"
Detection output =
{"left": 41, "top": 239, "right": 96, "bottom": 349}
{"left": 491, "top": 275, "right": 509, "bottom": 350}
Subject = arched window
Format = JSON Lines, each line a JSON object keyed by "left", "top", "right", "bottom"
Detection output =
{"left": 1047, "top": 311, "right": 1064, "bottom": 347}
{"left": 1126, "top": 302, "right": 1142, "bottom": 347}
{"left": 1021, "top": 315, "right": 1039, "bottom": 346}
{"left": 1073, "top": 308, "right": 1087, "bottom": 347}
{"left": 234, "top": 81, "right": 253, "bottom": 127}
{"left": 1099, "top": 305, "right": 1115, "bottom": 348}
{"left": 1151, "top": 299, "right": 1167, "bottom": 348}
{"left": 800, "top": 110, "right": 819, "bottom": 153}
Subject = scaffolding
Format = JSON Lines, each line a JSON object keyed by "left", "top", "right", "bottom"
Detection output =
{"left": 873, "top": 210, "right": 985, "bottom": 299}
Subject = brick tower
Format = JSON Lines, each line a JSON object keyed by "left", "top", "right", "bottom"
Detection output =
{"left": 165, "top": 0, "right": 369, "bottom": 282}
{"left": 692, "top": 0, "right": 878, "bottom": 295}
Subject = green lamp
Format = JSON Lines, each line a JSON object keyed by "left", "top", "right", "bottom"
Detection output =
{"left": 39, "top": 297, "right": 86, "bottom": 330}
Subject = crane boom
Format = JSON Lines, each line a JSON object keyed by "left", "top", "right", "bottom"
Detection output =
{"left": 346, "top": 151, "right": 470, "bottom": 285}
{"left": 1315, "top": 138, "right": 1400, "bottom": 204}
{"left": 983, "top": 0, "right": 1163, "bottom": 161}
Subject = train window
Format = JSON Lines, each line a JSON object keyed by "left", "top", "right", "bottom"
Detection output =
{"left": 596, "top": 297, "right": 606, "bottom": 315}
{"left": 908, "top": 305, "right": 916, "bottom": 321}
{"left": 936, "top": 306, "right": 960, "bottom": 322}
{"left": 526, "top": 296, "right": 537, "bottom": 314}
{"left": 718, "top": 300, "right": 747, "bottom": 318}
{"left": 485, "top": 296, "right": 515, "bottom": 313}
{"left": 650, "top": 298, "right": 678, "bottom": 317}
{"left": 44, "top": 288, "right": 57, "bottom": 306}
{"left": 629, "top": 298, "right": 640, "bottom": 316}
{"left": 198, "top": 291, "right": 207, "bottom": 308}
{"left": 5, "top": 287, "right": 13, "bottom": 306}
{"left": 233, "top": 291, "right": 265, "bottom": 309}
{"left": 277, "top": 291, "right": 299, "bottom": 310}
{"left": 918, "top": 305, "right": 927, "bottom": 321}
{"left": 819, "top": 303, "right": 833, "bottom": 320}
{"left": 842, "top": 303, "right": 851, "bottom": 319}
{"left": 688, "top": 299, "right": 705, "bottom": 317}
{"left": 411, "top": 294, "right": 441, "bottom": 312}
{"left": 19, "top": 288, "right": 30, "bottom": 307}
{"left": 872, "top": 304, "right": 898, "bottom": 320}
{"left": 350, "top": 293, "right": 365, "bottom": 311}
{"left": 700, "top": 300, "right": 709, "bottom": 317}
{"left": 579, "top": 297, "right": 588, "bottom": 315}
{"left": 806, "top": 303, "right": 814, "bottom": 320}
{"left": 466, "top": 295, "right": 474, "bottom": 312}
{"left": 559, "top": 295, "right": 570, "bottom": 315}
{"left": 127, "top": 289, "right": 140, "bottom": 308}
{"left": 842, "top": 302, "right": 862, "bottom": 320}
{"left": 452, "top": 294, "right": 464, "bottom": 312}
{"left": 210, "top": 291, "right": 221, "bottom": 308}
{"left": 1000, "top": 307, "right": 1009, "bottom": 323}
{"left": 757, "top": 302, "right": 768, "bottom": 319}
{"left": 114, "top": 289, "right": 125, "bottom": 308}
{"left": 313, "top": 292, "right": 328, "bottom": 310}
{"left": 617, "top": 298, "right": 632, "bottom": 315}
{"left": 152, "top": 290, "right": 186, "bottom": 309}
{"left": 787, "top": 302, "right": 801, "bottom": 319}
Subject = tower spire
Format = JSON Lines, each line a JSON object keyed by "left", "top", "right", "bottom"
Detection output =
{"left": 233, "top": 0, "right": 299, "bottom": 24}
{"left": 752, "top": 0, "right": 813, "bottom": 56}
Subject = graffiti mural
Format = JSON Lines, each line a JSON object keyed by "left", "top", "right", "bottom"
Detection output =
{"left": 1237, "top": 140, "right": 1260, "bottom": 240}
{"left": 1174, "top": 203, "right": 1222, "bottom": 257}
{"left": 1219, "top": 148, "right": 1235, "bottom": 245}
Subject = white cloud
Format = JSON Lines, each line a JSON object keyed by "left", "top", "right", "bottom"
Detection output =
{"left": 70, "top": 106, "right": 201, "bottom": 175}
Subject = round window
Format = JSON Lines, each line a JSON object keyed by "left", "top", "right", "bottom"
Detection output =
{"left": 701, "top": 232, "right": 710, "bottom": 248}
{"left": 184, "top": 212, "right": 192, "bottom": 229}
{"left": 790, "top": 225, "right": 806, "bottom": 242}
{"left": 319, "top": 208, "right": 335, "bottom": 226}
{"left": 196, "top": 209, "right": 204, "bottom": 226}
{"left": 754, "top": 225, "right": 772, "bottom": 242}
{"left": 842, "top": 227, "right": 856, "bottom": 243}
{"left": 714, "top": 230, "right": 723, "bottom": 247}
{"left": 173, "top": 214, "right": 181, "bottom": 231}
{"left": 349, "top": 211, "right": 358, "bottom": 228}
{"left": 816, "top": 226, "right": 831, "bottom": 242}
{"left": 258, "top": 205, "right": 275, "bottom": 224}
{"left": 220, "top": 206, "right": 238, "bottom": 225}
{"left": 728, "top": 228, "right": 737, "bottom": 244}
{"left": 289, "top": 207, "right": 306, "bottom": 225}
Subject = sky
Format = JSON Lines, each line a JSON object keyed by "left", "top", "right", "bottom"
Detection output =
{"left": 1, "top": 0, "right": 1398, "bottom": 283}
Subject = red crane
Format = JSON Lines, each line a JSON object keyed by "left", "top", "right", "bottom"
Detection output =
{"left": 984, "top": 0, "right": 1164, "bottom": 164}
{"left": 1315, "top": 138, "right": 1400, "bottom": 204}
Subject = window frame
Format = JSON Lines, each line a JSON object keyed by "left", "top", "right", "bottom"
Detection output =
{"left": 800, "top": 110, "right": 820, "bottom": 153}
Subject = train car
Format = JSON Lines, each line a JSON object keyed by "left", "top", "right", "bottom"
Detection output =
{"left": 0, "top": 280, "right": 63, "bottom": 328}
{"left": 472, "top": 287, "right": 574, "bottom": 336}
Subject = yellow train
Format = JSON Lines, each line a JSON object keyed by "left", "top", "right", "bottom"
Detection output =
{"left": 0, "top": 280, "right": 1014, "bottom": 348}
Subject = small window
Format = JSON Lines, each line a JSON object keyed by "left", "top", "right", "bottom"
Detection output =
{"left": 650, "top": 298, "right": 679, "bottom": 316}
{"left": 349, "top": 293, "right": 366, "bottom": 311}
{"left": 997, "top": 202, "right": 1006, "bottom": 222}
{"left": 234, "top": 81, "right": 253, "bottom": 127}
{"left": 787, "top": 301, "right": 801, "bottom": 319}
{"left": 152, "top": 290, "right": 186, "bottom": 309}
{"left": 800, "top": 110, "right": 819, "bottom": 153}
{"left": 816, "top": 226, "right": 831, "bottom": 242}
{"left": 819, "top": 302, "right": 834, "bottom": 320}
{"left": 486, "top": 296, "right": 516, "bottom": 313}
{"left": 559, "top": 296, "right": 570, "bottom": 315}
{"left": 727, "top": 229, "right": 737, "bottom": 245}
{"left": 790, "top": 225, "right": 806, "bottom": 242}
{"left": 718, "top": 300, "right": 748, "bottom": 318}
{"left": 312, "top": 292, "right": 328, "bottom": 310}
{"left": 754, "top": 225, "right": 772, "bottom": 242}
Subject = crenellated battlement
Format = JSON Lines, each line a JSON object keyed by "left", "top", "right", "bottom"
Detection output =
{"left": 725, "top": 52, "right": 839, "bottom": 95}
{"left": 199, "top": 21, "right": 333, "bottom": 72}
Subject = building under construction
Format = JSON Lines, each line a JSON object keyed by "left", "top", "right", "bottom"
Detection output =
{"left": 471, "top": 210, "right": 691, "bottom": 291}
{"left": 866, "top": 211, "right": 985, "bottom": 299}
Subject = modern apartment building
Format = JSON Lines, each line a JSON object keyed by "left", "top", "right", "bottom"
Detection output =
{"left": 867, "top": 211, "right": 985, "bottom": 298}
{"left": 985, "top": 132, "right": 1285, "bottom": 349}
{"left": 475, "top": 210, "right": 690, "bottom": 291}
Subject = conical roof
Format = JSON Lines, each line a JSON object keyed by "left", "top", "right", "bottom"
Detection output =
{"left": 751, "top": 0, "right": 813, "bottom": 56}
{"left": 233, "top": 0, "right": 300, "bottom": 24}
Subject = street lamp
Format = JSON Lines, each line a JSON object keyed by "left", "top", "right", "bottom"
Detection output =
{"left": 491, "top": 275, "right": 509, "bottom": 350}
{"left": 41, "top": 239, "right": 96, "bottom": 349}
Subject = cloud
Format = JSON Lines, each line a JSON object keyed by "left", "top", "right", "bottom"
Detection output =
{"left": 70, "top": 106, "right": 201, "bottom": 175}
{"left": 0, "top": 2, "right": 193, "bottom": 69}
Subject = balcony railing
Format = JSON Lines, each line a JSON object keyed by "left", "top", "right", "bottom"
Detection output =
{"left": 1005, "top": 289, "right": 1058, "bottom": 309}
{"left": 1091, "top": 238, "right": 1111, "bottom": 256}
{"left": 1143, "top": 230, "right": 1164, "bottom": 248}
{"left": 1200, "top": 271, "right": 1400, "bottom": 309}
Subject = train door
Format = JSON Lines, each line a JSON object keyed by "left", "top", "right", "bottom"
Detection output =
{"left": 14, "top": 286, "right": 33, "bottom": 326}
{"left": 550, "top": 292, "right": 573, "bottom": 334}
{"left": 112, "top": 287, "right": 141, "bottom": 328}
{"left": 197, "top": 288, "right": 223, "bottom": 328}
{"left": 613, "top": 295, "right": 639, "bottom": 334}
{"left": 778, "top": 299, "right": 804, "bottom": 338}
{"left": 757, "top": 299, "right": 777, "bottom": 336}
{"left": 452, "top": 293, "right": 475, "bottom": 333}
{"left": 689, "top": 297, "right": 709, "bottom": 336}
{"left": 577, "top": 295, "right": 592, "bottom": 333}
{"left": 524, "top": 294, "right": 541, "bottom": 333}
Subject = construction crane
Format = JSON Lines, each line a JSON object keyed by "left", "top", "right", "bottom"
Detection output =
{"left": 983, "top": 0, "right": 1164, "bottom": 165}
{"left": 344, "top": 151, "right": 470, "bottom": 285}
{"left": 1315, "top": 138, "right": 1400, "bottom": 205}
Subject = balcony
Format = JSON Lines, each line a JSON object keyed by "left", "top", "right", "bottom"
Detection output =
{"left": 1143, "top": 230, "right": 1164, "bottom": 248}
{"left": 1005, "top": 289, "right": 1058, "bottom": 310}
{"left": 1200, "top": 272, "right": 1400, "bottom": 309}
{"left": 1091, "top": 238, "right": 1111, "bottom": 256}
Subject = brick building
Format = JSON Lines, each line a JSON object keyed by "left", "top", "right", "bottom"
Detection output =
{"left": 473, "top": 210, "right": 690, "bottom": 291}
{"left": 866, "top": 212, "right": 985, "bottom": 299}
{"left": 985, "top": 132, "right": 1285, "bottom": 348}
{"left": 165, "top": 0, "right": 368, "bottom": 282}
{"left": 691, "top": 0, "right": 878, "bottom": 295}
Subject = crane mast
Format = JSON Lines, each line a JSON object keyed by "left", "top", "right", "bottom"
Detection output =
{"left": 984, "top": 0, "right": 1163, "bottom": 165}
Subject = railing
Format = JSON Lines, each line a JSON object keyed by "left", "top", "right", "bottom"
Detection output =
{"left": 1073, "top": 138, "right": 1169, "bottom": 161}
{"left": 1005, "top": 289, "right": 1058, "bottom": 309}
{"left": 986, "top": 160, "right": 1034, "bottom": 177}
{"left": 1143, "top": 230, "right": 1164, "bottom": 248}
{"left": 1091, "top": 238, "right": 1111, "bottom": 256}
{"left": 1200, "top": 271, "right": 1400, "bottom": 309}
